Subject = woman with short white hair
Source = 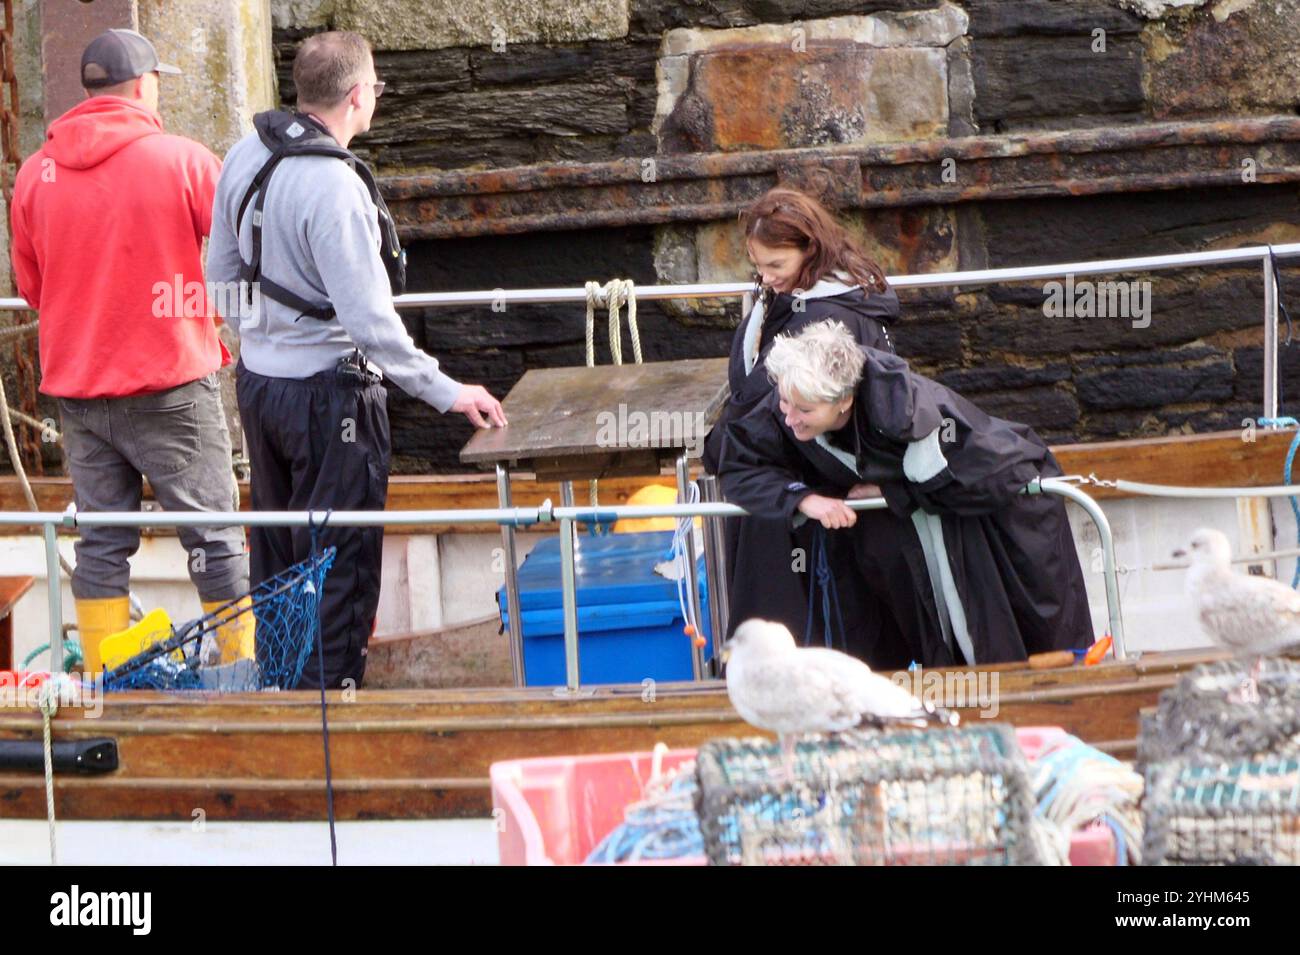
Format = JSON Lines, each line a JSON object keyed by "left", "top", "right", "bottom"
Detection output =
{"left": 718, "top": 320, "right": 1093, "bottom": 666}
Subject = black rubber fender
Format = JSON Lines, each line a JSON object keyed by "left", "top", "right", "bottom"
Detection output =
{"left": 0, "top": 738, "right": 118, "bottom": 774}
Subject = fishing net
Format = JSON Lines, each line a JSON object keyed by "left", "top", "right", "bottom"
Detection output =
{"left": 1140, "top": 657, "right": 1300, "bottom": 864}
{"left": 103, "top": 548, "right": 335, "bottom": 692}
{"left": 694, "top": 724, "right": 1044, "bottom": 866}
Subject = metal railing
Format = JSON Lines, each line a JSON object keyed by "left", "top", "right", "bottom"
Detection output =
{"left": 8, "top": 475, "right": 1124, "bottom": 691}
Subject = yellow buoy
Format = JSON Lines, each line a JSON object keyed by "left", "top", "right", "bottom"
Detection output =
{"left": 614, "top": 484, "right": 701, "bottom": 533}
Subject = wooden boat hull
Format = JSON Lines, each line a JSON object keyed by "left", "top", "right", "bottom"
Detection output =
{"left": 0, "top": 648, "right": 1224, "bottom": 821}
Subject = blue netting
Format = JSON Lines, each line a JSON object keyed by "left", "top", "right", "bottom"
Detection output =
{"left": 103, "top": 548, "right": 335, "bottom": 692}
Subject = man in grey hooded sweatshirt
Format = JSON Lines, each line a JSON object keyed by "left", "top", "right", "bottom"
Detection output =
{"left": 207, "top": 30, "right": 506, "bottom": 689}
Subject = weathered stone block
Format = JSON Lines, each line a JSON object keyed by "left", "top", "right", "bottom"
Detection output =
{"left": 1145, "top": 0, "right": 1300, "bottom": 117}
{"left": 972, "top": 35, "right": 1144, "bottom": 125}
{"left": 1232, "top": 344, "right": 1300, "bottom": 407}
{"left": 946, "top": 36, "right": 977, "bottom": 136}
{"left": 140, "top": 0, "right": 279, "bottom": 154}
{"left": 336, "top": 0, "right": 630, "bottom": 51}
{"left": 965, "top": 0, "right": 1143, "bottom": 37}
{"left": 662, "top": 5, "right": 967, "bottom": 55}
{"left": 469, "top": 40, "right": 658, "bottom": 85}
{"left": 372, "top": 50, "right": 473, "bottom": 97}
{"left": 1074, "top": 350, "right": 1233, "bottom": 410}
{"left": 937, "top": 361, "right": 1071, "bottom": 392}
{"left": 970, "top": 385, "right": 1081, "bottom": 430}
{"left": 657, "top": 8, "right": 966, "bottom": 152}
{"left": 421, "top": 307, "right": 587, "bottom": 351}
{"left": 966, "top": 275, "right": 1261, "bottom": 357}
{"left": 660, "top": 45, "right": 948, "bottom": 152}
{"left": 630, "top": 0, "right": 941, "bottom": 38}
{"left": 980, "top": 185, "right": 1300, "bottom": 267}
{"left": 893, "top": 317, "right": 964, "bottom": 363}
{"left": 271, "top": 0, "right": 335, "bottom": 30}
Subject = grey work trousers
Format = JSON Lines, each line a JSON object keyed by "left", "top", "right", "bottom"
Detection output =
{"left": 57, "top": 373, "right": 249, "bottom": 602}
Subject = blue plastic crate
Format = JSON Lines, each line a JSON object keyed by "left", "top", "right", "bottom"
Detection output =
{"left": 498, "top": 530, "right": 712, "bottom": 686}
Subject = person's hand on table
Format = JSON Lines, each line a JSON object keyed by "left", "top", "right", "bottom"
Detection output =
{"left": 452, "top": 384, "right": 508, "bottom": 429}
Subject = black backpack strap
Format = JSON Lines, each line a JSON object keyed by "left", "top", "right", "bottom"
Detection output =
{"left": 236, "top": 145, "right": 337, "bottom": 321}
{"left": 235, "top": 113, "right": 404, "bottom": 320}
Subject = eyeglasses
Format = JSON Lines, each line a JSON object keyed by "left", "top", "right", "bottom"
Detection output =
{"left": 355, "top": 79, "right": 386, "bottom": 98}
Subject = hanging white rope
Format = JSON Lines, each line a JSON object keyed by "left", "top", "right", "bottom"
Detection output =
{"left": 37, "top": 679, "right": 59, "bottom": 865}
{"left": 583, "top": 279, "right": 644, "bottom": 509}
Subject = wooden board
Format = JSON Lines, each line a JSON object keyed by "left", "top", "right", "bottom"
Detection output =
{"left": 460, "top": 358, "right": 729, "bottom": 470}
{"left": 0, "top": 576, "right": 34, "bottom": 670}
{"left": 0, "top": 649, "right": 1222, "bottom": 820}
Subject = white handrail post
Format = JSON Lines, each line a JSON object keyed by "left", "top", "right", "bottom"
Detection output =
{"left": 44, "top": 520, "right": 63, "bottom": 673}
{"left": 495, "top": 464, "right": 526, "bottom": 687}
{"left": 1035, "top": 478, "right": 1126, "bottom": 659}
{"left": 557, "top": 513, "right": 583, "bottom": 696}
{"left": 1263, "top": 252, "right": 1281, "bottom": 424}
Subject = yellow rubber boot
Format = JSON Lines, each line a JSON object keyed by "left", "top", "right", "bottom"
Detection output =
{"left": 75, "top": 596, "right": 131, "bottom": 678}
{"left": 201, "top": 596, "right": 256, "bottom": 664}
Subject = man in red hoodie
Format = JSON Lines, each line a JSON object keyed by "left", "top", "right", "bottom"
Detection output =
{"left": 10, "top": 29, "right": 250, "bottom": 676}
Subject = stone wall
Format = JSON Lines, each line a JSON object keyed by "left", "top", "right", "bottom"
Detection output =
{"left": 214, "top": 2, "right": 1300, "bottom": 468}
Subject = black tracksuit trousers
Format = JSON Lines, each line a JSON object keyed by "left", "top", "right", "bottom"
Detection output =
{"left": 236, "top": 361, "right": 390, "bottom": 689}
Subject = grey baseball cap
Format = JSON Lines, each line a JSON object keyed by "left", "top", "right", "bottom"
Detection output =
{"left": 81, "top": 29, "right": 181, "bottom": 88}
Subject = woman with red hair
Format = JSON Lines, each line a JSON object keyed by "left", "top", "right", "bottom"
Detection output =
{"left": 703, "top": 187, "right": 907, "bottom": 661}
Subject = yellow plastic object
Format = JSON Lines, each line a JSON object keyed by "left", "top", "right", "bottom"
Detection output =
{"left": 75, "top": 596, "right": 131, "bottom": 677}
{"left": 201, "top": 596, "right": 256, "bottom": 663}
{"left": 614, "top": 484, "right": 701, "bottom": 533}
{"left": 99, "top": 607, "right": 175, "bottom": 672}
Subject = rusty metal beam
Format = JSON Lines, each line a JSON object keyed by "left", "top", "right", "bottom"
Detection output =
{"left": 383, "top": 116, "right": 1300, "bottom": 240}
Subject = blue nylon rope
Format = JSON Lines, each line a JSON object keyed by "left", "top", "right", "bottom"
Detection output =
{"left": 803, "top": 526, "right": 846, "bottom": 651}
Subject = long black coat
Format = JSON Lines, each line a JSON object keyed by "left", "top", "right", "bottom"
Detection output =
{"left": 703, "top": 284, "right": 900, "bottom": 647}
{"left": 718, "top": 347, "right": 1095, "bottom": 665}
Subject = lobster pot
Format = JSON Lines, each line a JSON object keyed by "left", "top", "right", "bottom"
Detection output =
{"left": 1137, "top": 658, "right": 1300, "bottom": 767}
{"left": 693, "top": 725, "right": 1043, "bottom": 866}
{"left": 1142, "top": 756, "right": 1300, "bottom": 865}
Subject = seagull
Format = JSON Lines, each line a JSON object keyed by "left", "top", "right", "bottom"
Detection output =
{"left": 1174, "top": 527, "right": 1300, "bottom": 702}
{"left": 722, "top": 619, "right": 958, "bottom": 778}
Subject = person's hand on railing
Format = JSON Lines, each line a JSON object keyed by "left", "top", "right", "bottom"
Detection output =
{"left": 797, "top": 493, "right": 857, "bottom": 529}
{"left": 452, "top": 384, "right": 508, "bottom": 429}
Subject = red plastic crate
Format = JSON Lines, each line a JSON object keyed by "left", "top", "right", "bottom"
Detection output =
{"left": 491, "top": 727, "right": 1120, "bottom": 866}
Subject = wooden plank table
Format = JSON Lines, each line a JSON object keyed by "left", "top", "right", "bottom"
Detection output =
{"left": 462, "top": 358, "right": 729, "bottom": 479}
{"left": 461, "top": 358, "right": 730, "bottom": 690}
